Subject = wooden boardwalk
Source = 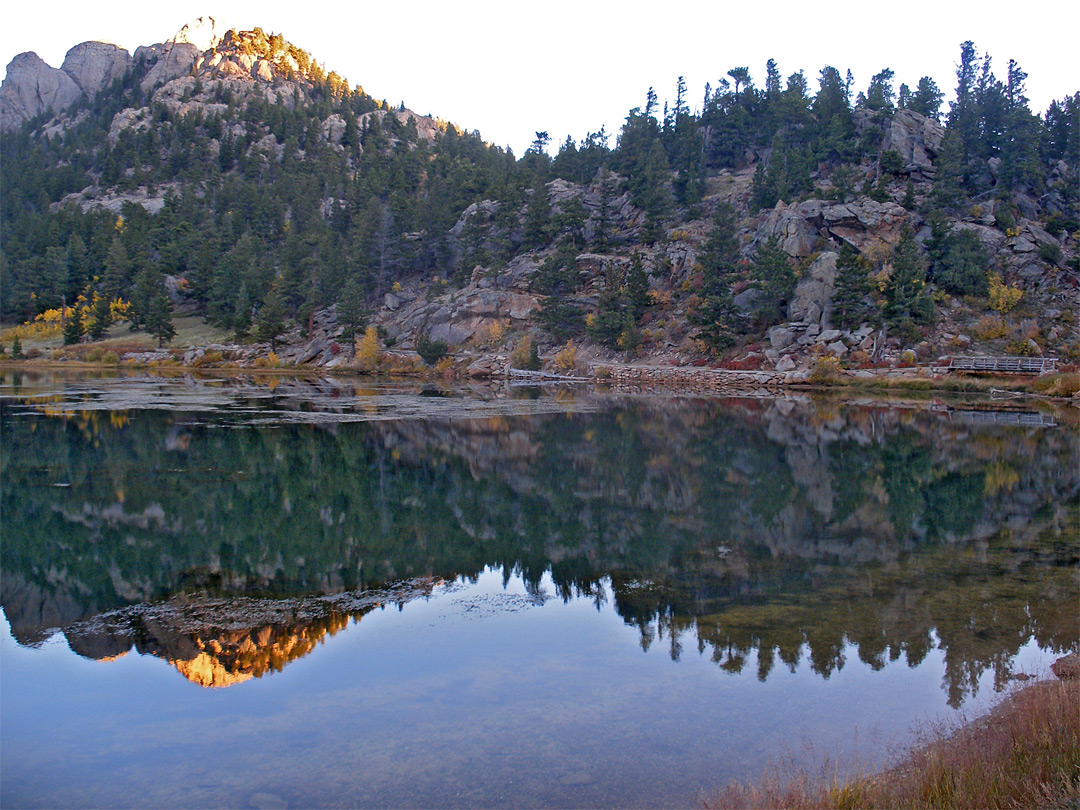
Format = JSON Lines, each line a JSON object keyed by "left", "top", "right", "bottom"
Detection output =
{"left": 946, "top": 355, "right": 1058, "bottom": 374}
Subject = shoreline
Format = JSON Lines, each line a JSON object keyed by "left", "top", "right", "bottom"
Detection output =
{"left": 2, "top": 355, "right": 1077, "bottom": 403}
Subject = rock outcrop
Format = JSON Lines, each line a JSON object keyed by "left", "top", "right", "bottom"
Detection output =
{"left": 60, "top": 41, "right": 131, "bottom": 96}
{"left": 172, "top": 15, "right": 223, "bottom": 52}
{"left": 1, "top": 41, "right": 136, "bottom": 131}
{"left": 135, "top": 41, "right": 202, "bottom": 92}
{"left": 0, "top": 52, "right": 81, "bottom": 131}
{"left": 878, "top": 109, "right": 945, "bottom": 178}
{"left": 788, "top": 251, "right": 839, "bottom": 327}
{"left": 754, "top": 199, "right": 914, "bottom": 257}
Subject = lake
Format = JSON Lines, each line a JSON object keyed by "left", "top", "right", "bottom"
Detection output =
{"left": 1, "top": 371, "right": 1076, "bottom": 808}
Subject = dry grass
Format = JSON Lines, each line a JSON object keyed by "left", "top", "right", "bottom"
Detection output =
{"left": 1, "top": 315, "right": 232, "bottom": 355}
{"left": 708, "top": 678, "right": 1079, "bottom": 809}
{"left": 1032, "top": 372, "right": 1080, "bottom": 398}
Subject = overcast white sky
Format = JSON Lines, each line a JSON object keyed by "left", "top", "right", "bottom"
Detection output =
{"left": 3, "top": 1, "right": 1077, "bottom": 156}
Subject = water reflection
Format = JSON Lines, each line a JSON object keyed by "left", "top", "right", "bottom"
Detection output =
{"left": 1, "top": 371, "right": 1077, "bottom": 707}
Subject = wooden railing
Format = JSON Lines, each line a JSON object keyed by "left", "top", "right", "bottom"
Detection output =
{"left": 949, "top": 409, "right": 1058, "bottom": 428}
{"left": 946, "top": 356, "right": 1058, "bottom": 374}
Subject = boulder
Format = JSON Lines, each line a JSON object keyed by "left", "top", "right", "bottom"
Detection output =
{"left": 733, "top": 287, "right": 763, "bottom": 314}
{"left": 295, "top": 339, "right": 327, "bottom": 365}
{"left": 60, "top": 42, "right": 131, "bottom": 97}
{"left": 768, "top": 326, "right": 797, "bottom": 351}
{"left": 1008, "top": 235, "right": 1037, "bottom": 253}
{"left": 0, "top": 52, "right": 82, "bottom": 131}
{"left": 428, "top": 323, "right": 473, "bottom": 345}
{"left": 775, "top": 355, "right": 797, "bottom": 372}
{"left": 467, "top": 358, "right": 501, "bottom": 378}
{"left": 384, "top": 293, "right": 410, "bottom": 311}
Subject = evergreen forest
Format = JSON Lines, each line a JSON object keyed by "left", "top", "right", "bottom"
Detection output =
{"left": 1, "top": 28, "right": 1077, "bottom": 359}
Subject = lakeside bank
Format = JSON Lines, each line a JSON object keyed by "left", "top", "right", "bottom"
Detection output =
{"left": 707, "top": 660, "right": 1080, "bottom": 810}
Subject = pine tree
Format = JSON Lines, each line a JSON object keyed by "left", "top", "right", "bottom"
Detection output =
{"left": 885, "top": 225, "right": 934, "bottom": 340}
{"left": 255, "top": 286, "right": 288, "bottom": 349}
{"left": 751, "top": 237, "right": 796, "bottom": 326}
{"left": 146, "top": 290, "right": 176, "bottom": 347}
{"left": 592, "top": 168, "right": 615, "bottom": 251}
{"left": 638, "top": 141, "right": 671, "bottom": 243}
{"left": 691, "top": 204, "right": 743, "bottom": 351}
{"left": 63, "top": 309, "right": 85, "bottom": 345}
{"left": 692, "top": 290, "right": 738, "bottom": 352}
{"left": 102, "top": 237, "right": 130, "bottom": 301}
{"left": 129, "top": 268, "right": 156, "bottom": 330}
{"left": 908, "top": 77, "right": 944, "bottom": 121}
{"left": 831, "top": 244, "right": 879, "bottom": 329}
{"left": 86, "top": 292, "right": 113, "bottom": 340}
{"left": 524, "top": 184, "right": 553, "bottom": 249}
{"left": 553, "top": 195, "right": 586, "bottom": 248}
{"left": 233, "top": 282, "right": 252, "bottom": 340}
{"left": 700, "top": 204, "right": 740, "bottom": 281}
{"left": 930, "top": 228, "right": 989, "bottom": 296}
{"left": 589, "top": 263, "right": 629, "bottom": 349}
{"left": 415, "top": 332, "right": 448, "bottom": 365}
{"left": 337, "top": 277, "right": 365, "bottom": 341}
{"left": 902, "top": 180, "right": 917, "bottom": 210}
{"left": 625, "top": 254, "right": 650, "bottom": 320}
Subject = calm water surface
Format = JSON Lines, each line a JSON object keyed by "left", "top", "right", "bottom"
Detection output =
{"left": 1, "top": 371, "right": 1076, "bottom": 808}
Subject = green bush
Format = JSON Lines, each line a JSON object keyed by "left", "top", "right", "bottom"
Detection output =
{"left": 415, "top": 333, "right": 448, "bottom": 366}
{"left": 1044, "top": 213, "right": 1079, "bottom": 237}
{"left": 1038, "top": 241, "right": 1063, "bottom": 266}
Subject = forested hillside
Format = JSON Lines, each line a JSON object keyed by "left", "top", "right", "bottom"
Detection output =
{"left": 1, "top": 26, "right": 1077, "bottom": 367}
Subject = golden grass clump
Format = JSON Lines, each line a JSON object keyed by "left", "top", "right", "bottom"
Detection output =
{"left": 708, "top": 678, "right": 1079, "bottom": 810}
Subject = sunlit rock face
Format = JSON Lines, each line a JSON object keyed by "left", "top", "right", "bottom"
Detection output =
{"left": 173, "top": 652, "right": 256, "bottom": 688}
{"left": 25, "top": 583, "right": 437, "bottom": 687}
{"left": 0, "top": 52, "right": 81, "bottom": 131}
{"left": 172, "top": 16, "right": 223, "bottom": 52}
{"left": 166, "top": 614, "right": 351, "bottom": 687}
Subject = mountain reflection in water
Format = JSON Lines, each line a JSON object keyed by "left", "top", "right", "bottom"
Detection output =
{"left": 2, "top": 373, "right": 1076, "bottom": 706}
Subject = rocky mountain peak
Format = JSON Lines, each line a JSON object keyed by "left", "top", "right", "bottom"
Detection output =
{"left": 172, "top": 15, "right": 223, "bottom": 52}
{"left": 0, "top": 51, "right": 81, "bottom": 131}
{"left": 60, "top": 41, "right": 131, "bottom": 96}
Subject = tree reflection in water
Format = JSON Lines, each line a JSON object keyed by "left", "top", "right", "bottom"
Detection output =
{"left": 1, "top": 373, "right": 1076, "bottom": 705}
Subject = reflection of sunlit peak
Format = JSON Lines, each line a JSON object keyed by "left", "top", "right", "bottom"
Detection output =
{"left": 172, "top": 652, "right": 255, "bottom": 688}
{"left": 93, "top": 651, "right": 129, "bottom": 663}
{"left": 166, "top": 613, "right": 353, "bottom": 688}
